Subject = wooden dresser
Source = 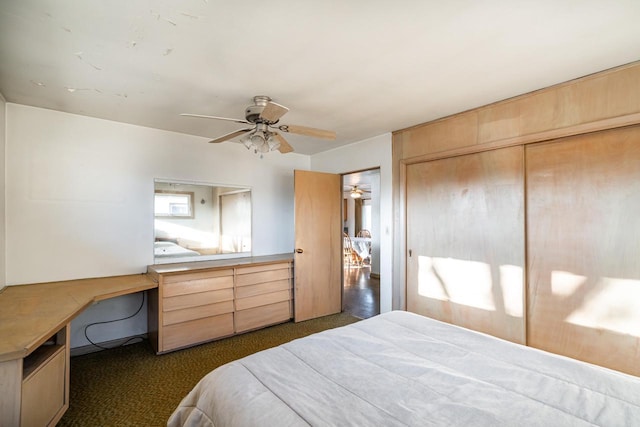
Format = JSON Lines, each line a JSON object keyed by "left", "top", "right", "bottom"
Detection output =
{"left": 147, "top": 254, "right": 294, "bottom": 354}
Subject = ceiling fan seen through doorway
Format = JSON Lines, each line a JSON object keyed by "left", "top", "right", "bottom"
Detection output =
{"left": 350, "top": 185, "right": 371, "bottom": 199}
{"left": 180, "top": 96, "right": 336, "bottom": 155}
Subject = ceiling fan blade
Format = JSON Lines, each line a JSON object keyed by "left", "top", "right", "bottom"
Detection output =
{"left": 209, "top": 128, "right": 253, "bottom": 144}
{"left": 180, "top": 113, "right": 250, "bottom": 125}
{"left": 279, "top": 124, "right": 336, "bottom": 140}
{"left": 274, "top": 133, "right": 294, "bottom": 153}
{"left": 260, "top": 102, "right": 289, "bottom": 123}
{"left": 352, "top": 185, "right": 371, "bottom": 193}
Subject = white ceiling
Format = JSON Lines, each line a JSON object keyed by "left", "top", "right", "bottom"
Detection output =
{"left": 1, "top": 1, "right": 639, "bottom": 155}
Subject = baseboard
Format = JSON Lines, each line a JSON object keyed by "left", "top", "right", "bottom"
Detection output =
{"left": 370, "top": 272, "right": 380, "bottom": 279}
{"left": 71, "top": 334, "right": 147, "bottom": 357}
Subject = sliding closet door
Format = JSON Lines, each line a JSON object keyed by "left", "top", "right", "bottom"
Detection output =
{"left": 406, "top": 146, "right": 525, "bottom": 344}
{"left": 526, "top": 126, "right": 640, "bottom": 376}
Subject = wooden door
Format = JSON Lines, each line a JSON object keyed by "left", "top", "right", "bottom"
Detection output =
{"left": 526, "top": 126, "right": 640, "bottom": 376}
{"left": 406, "top": 147, "right": 525, "bottom": 344}
{"left": 294, "top": 170, "right": 342, "bottom": 321}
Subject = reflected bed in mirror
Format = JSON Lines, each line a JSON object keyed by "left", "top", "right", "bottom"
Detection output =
{"left": 154, "top": 179, "right": 252, "bottom": 264}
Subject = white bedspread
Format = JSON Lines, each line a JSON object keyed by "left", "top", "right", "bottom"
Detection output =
{"left": 154, "top": 241, "right": 200, "bottom": 258}
{"left": 168, "top": 311, "right": 640, "bottom": 427}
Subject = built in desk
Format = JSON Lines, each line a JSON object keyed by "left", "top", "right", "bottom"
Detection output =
{"left": 0, "top": 274, "right": 157, "bottom": 427}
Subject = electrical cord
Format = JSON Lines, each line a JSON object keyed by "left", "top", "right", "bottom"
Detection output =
{"left": 83, "top": 291, "right": 146, "bottom": 351}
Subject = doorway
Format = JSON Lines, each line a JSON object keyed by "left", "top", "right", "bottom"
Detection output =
{"left": 342, "top": 169, "right": 381, "bottom": 319}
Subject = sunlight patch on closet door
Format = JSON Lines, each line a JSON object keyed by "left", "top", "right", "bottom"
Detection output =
{"left": 418, "top": 256, "right": 495, "bottom": 311}
{"left": 499, "top": 264, "right": 523, "bottom": 317}
{"left": 551, "top": 270, "right": 587, "bottom": 297}
{"left": 565, "top": 276, "right": 640, "bottom": 337}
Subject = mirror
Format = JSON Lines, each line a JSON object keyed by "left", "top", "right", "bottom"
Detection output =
{"left": 153, "top": 179, "right": 252, "bottom": 264}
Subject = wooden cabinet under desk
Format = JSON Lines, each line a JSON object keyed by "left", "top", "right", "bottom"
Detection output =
{"left": 0, "top": 324, "right": 70, "bottom": 427}
{"left": 147, "top": 254, "right": 294, "bottom": 354}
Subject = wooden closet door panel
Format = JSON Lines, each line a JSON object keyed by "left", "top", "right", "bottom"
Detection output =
{"left": 406, "top": 146, "right": 525, "bottom": 344}
{"left": 526, "top": 126, "right": 640, "bottom": 376}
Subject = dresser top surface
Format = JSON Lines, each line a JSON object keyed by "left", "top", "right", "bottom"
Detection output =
{"left": 147, "top": 253, "right": 293, "bottom": 275}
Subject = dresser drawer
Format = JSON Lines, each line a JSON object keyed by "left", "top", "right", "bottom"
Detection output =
{"left": 235, "top": 301, "right": 291, "bottom": 333}
{"left": 236, "top": 262, "right": 290, "bottom": 275}
{"left": 164, "top": 288, "right": 234, "bottom": 312}
{"left": 235, "top": 290, "right": 291, "bottom": 311}
{"left": 163, "top": 275, "right": 233, "bottom": 298}
{"left": 236, "top": 264, "right": 291, "bottom": 287}
{"left": 235, "top": 279, "right": 291, "bottom": 299}
{"left": 163, "top": 300, "right": 234, "bottom": 326}
{"left": 162, "top": 313, "right": 234, "bottom": 351}
{"left": 163, "top": 268, "right": 234, "bottom": 284}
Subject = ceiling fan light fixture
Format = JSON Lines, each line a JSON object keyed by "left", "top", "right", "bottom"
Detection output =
{"left": 257, "top": 142, "right": 270, "bottom": 153}
{"left": 267, "top": 137, "right": 281, "bottom": 151}
{"left": 350, "top": 190, "right": 362, "bottom": 199}
{"left": 239, "top": 133, "right": 253, "bottom": 149}
{"left": 250, "top": 131, "right": 266, "bottom": 147}
{"left": 239, "top": 129, "right": 281, "bottom": 154}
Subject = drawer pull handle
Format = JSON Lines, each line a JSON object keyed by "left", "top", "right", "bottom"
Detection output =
{"left": 295, "top": 248, "right": 304, "bottom": 254}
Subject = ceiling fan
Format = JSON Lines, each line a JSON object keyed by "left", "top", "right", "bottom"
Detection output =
{"left": 180, "top": 95, "right": 336, "bottom": 155}
{"left": 350, "top": 185, "right": 371, "bottom": 199}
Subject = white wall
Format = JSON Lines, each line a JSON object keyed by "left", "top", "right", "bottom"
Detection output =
{"left": 0, "top": 93, "right": 5, "bottom": 290}
{"left": 6, "top": 104, "right": 309, "bottom": 347}
{"left": 311, "top": 133, "right": 393, "bottom": 313}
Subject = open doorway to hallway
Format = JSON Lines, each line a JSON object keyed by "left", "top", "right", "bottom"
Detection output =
{"left": 342, "top": 168, "right": 381, "bottom": 319}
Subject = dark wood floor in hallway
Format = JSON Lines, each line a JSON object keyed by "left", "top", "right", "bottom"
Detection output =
{"left": 343, "top": 264, "right": 380, "bottom": 319}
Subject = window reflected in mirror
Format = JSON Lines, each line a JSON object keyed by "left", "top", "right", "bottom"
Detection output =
{"left": 154, "top": 191, "right": 194, "bottom": 218}
{"left": 153, "top": 180, "right": 252, "bottom": 264}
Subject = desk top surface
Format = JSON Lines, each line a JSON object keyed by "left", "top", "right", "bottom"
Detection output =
{"left": 0, "top": 274, "right": 157, "bottom": 362}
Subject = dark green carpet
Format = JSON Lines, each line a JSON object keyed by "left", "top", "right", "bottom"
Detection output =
{"left": 59, "top": 313, "right": 359, "bottom": 427}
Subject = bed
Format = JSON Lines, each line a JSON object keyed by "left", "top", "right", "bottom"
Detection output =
{"left": 154, "top": 241, "right": 201, "bottom": 258}
{"left": 167, "top": 311, "right": 640, "bottom": 427}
